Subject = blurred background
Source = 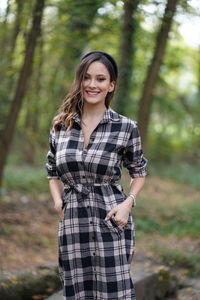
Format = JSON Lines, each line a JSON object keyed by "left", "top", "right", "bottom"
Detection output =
{"left": 0, "top": 0, "right": 199, "bottom": 296}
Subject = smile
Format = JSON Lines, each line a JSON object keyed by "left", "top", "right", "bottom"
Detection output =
{"left": 85, "top": 91, "right": 100, "bottom": 96}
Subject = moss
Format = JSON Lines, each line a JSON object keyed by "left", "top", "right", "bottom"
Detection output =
{"left": 155, "top": 270, "right": 178, "bottom": 299}
{"left": 0, "top": 268, "right": 61, "bottom": 300}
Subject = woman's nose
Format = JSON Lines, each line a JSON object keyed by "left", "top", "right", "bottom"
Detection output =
{"left": 88, "top": 78, "right": 96, "bottom": 88}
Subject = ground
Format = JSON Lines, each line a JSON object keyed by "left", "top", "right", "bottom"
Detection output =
{"left": 0, "top": 175, "right": 200, "bottom": 281}
{"left": 0, "top": 191, "right": 58, "bottom": 273}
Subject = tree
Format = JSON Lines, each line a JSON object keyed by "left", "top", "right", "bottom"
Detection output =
{"left": 56, "top": 0, "right": 106, "bottom": 94}
{"left": 137, "top": 0, "right": 179, "bottom": 152}
{"left": 0, "top": 0, "right": 45, "bottom": 188}
{"left": 114, "top": 0, "right": 140, "bottom": 115}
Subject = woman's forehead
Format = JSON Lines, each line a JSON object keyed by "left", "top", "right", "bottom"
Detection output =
{"left": 86, "top": 61, "right": 110, "bottom": 75}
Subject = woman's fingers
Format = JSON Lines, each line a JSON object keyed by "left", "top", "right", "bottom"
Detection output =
{"left": 105, "top": 207, "right": 117, "bottom": 221}
{"left": 54, "top": 202, "right": 64, "bottom": 220}
{"left": 113, "top": 215, "right": 128, "bottom": 227}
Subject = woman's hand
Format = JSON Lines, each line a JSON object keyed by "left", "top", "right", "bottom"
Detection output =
{"left": 49, "top": 179, "right": 65, "bottom": 220}
{"left": 105, "top": 197, "right": 133, "bottom": 227}
{"left": 54, "top": 199, "right": 64, "bottom": 221}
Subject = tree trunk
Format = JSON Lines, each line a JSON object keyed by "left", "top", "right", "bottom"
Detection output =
{"left": 137, "top": 0, "right": 179, "bottom": 152}
{"left": 198, "top": 45, "right": 200, "bottom": 97}
{"left": 0, "top": 0, "right": 45, "bottom": 188}
{"left": 114, "top": 0, "right": 139, "bottom": 115}
{"left": 0, "top": 0, "right": 11, "bottom": 83}
{"left": 0, "top": 0, "right": 27, "bottom": 131}
{"left": 10, "top": 0, "right": 24, "bottom": 56}
{"left": 58, "top": 0, "right": 106, "bottom": 95}
{"left": 0, "top": 0, "right": 25, "bottom": 90}
{"left": 0, "top": 0, "right": 11, "bottom": 54}
{"left": 22, "top": 35, "right": 44, "bottom": 164}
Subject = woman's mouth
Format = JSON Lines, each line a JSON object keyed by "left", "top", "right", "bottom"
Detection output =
{"left": 85, "top": 90, "right": 100, "bottom": 96}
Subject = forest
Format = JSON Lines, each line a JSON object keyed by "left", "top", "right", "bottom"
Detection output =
{"left": 0, "top": 0, "right": 199, "bottom": 298}
{"left": 0, "top": 0, "right": 199, "bottom": 185}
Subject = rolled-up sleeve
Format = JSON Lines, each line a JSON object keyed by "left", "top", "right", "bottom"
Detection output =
{"left": 122, "top": 122, "right": 148, "bottom": 178}
{"left": 45, "top": 128, "right": 60, "bottom": 179}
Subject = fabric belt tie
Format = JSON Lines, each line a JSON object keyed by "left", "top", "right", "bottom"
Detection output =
{"left": 63, "top": 180, "right": 119, "bottom": 198}
{"left": 64, "top": 183, "right": 90, "bottom": 196}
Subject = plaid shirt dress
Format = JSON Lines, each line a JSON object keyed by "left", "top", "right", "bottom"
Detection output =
{"left": 46, "top": 107, "right": 147, "bottom": 300}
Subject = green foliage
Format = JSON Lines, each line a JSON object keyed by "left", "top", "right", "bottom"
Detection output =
{"left": 133, "top": 192, "right": 200, "bottom": 238}
{"left": 3, "top": 164, "right": 48, "bottom": 195}
{"left": 0, "top": 0, "right": 199, "bottom": 175}
{"left": 154, "top": 246, "right": 200, "bottom": 277}
{"left": 150, "top": 160, "right": 200, "bottom": 188}
{"left": 161, "top": 203, "right": 200, "bottom": 237}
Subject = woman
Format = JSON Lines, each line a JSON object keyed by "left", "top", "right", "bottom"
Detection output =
{"left": 46, "top": 50, "right": 147, "bottom": 300}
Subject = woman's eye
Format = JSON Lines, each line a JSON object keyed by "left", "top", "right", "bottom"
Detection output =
{"left": 83, "top": 76, "right": 106, "bottom": 81}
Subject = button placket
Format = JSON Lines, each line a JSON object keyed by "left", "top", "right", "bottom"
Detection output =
{"left": 83, "top": 148, "right": 87, "bottom": 155}
{"left": 81, "top": 147, "right": 88, "bottom": 186}
{"left": 82, "top": 145, "right": 90, "bottom": 182}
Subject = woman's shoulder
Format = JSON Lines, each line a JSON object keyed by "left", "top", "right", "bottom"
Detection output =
{"left": 110, "top": 108, "right": 138, "bottom": 128}
{"left": 51, "top": 122, "right": 66, "bottom": 132}
{"left": 49, "top": 122, "right": 67, "bottom": 142}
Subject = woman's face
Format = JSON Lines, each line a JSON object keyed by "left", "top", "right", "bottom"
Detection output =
{"left": 82, "top": 61, "right": 115, "bottom": 107}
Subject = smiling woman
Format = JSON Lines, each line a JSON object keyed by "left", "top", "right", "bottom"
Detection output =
{"left": 45, "top": 50, "right": 148, "bottom": 300}
{"left": 82, "top": 61, "right": 115, "bottom": 115}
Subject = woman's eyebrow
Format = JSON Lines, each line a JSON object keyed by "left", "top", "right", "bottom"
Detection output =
{"left": 85, "top": 72, "right": 107, "bottom": 76}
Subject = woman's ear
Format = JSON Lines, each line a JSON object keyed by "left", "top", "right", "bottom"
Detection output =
{"left": 109, "top": 81, "right": 115, "bottom": 92}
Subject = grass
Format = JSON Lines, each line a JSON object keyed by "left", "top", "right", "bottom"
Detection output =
{"left": 149, "top": 160, "right": 200, "bottom": 189}
{"left": 2, "top": 164, "right": 49, "bottom": 196}
{"left": 1, "top": 158, "right": 200, "bottom": 277}
{"left": 3, "top": 155, "right": 200, "bottom": 191}
{"left": 134, "top": 201, "right": 200, "bottom": 238}
{"left": 121, "top": 167, "right": 200, "bottom": 277}
{"left": 153, "top": 246, "right": 200, "bottom": 277}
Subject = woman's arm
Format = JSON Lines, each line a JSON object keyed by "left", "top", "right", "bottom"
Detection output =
{"left": 105, "top": 176, "right": 146, "bottom": 227}
{"left": 123, "top": 176, "right": 146, "bottom": 209}
{"left": 49, "top": 178, "right": 64, "bottom": 219}
{"left": 106, "top": 121, "right": 147, "bottom": 226}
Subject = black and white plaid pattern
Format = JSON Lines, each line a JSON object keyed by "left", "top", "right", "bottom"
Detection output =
{"left": 46, "top": 107, "right": 147, "bottom": 299}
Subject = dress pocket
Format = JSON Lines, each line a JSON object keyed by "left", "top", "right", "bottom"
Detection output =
{"left": 109, "top": 216, "right": 125, "bottom": 233}
{"left": 59, "top": 191, "right": 71, "bottom": 223}
{"left": 101, "top": 216, "right": 125, "bottom": 235}
{"left": 59, "top": 205, "right": 66, "bottom": 223}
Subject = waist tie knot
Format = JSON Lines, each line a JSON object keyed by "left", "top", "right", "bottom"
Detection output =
{"left": 64, "top": 183, "right": 91, "bottom": 197}
{"left": 63, "top": 179, "right": 119, "bottom": 198}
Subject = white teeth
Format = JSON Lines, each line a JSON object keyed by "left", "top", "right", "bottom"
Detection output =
{"left": 87, "top": 91, "right": 99, "bottom": 95}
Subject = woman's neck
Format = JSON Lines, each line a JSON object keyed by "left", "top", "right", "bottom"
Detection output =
{"left": 82, "top": 103, "right": 107, "bottom": 120}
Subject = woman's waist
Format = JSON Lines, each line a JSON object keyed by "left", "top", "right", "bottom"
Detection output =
{"left": 62, "top": 177, "right": 122, "bottom": 197}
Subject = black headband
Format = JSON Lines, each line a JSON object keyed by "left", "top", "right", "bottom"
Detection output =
{"left": 81, "top": 50, "right": 118, "bottom": 78}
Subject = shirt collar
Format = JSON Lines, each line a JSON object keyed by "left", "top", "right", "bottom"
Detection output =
{"left": 72, "top": 107, "right": 120, "bottom": 125}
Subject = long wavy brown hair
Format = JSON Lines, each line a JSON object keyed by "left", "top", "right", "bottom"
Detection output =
{"left": 52, "top": 52, "right": 118, "bottom": 132}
